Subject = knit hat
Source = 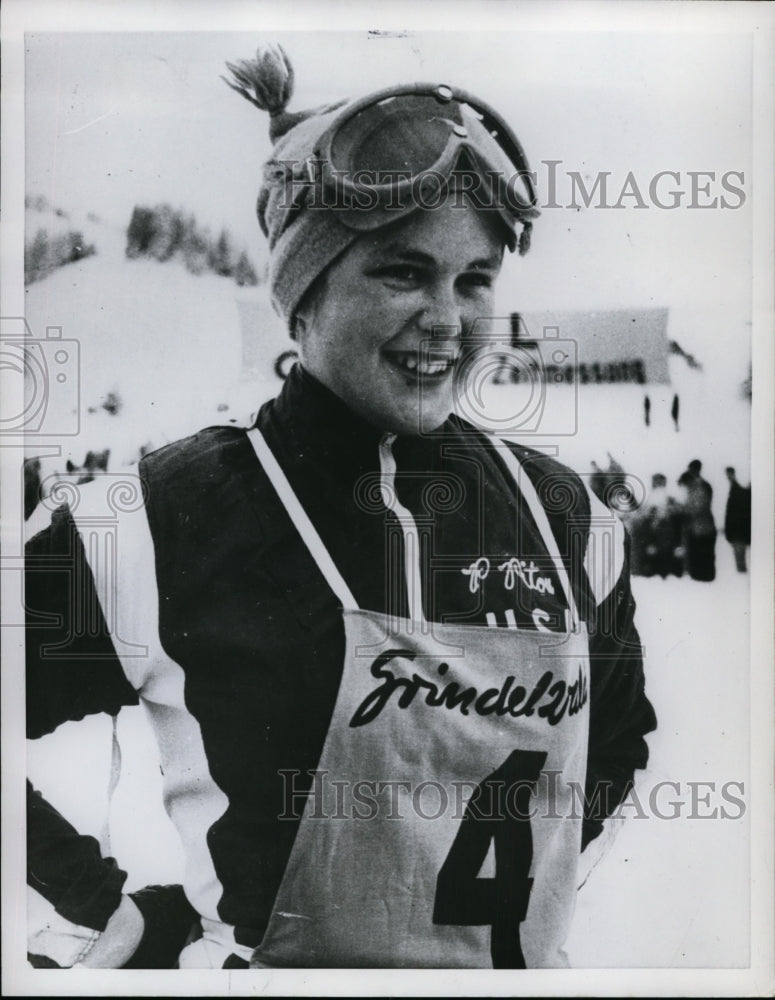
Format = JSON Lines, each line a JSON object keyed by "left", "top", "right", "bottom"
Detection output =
{"left": 223, "top": 44, "right": 537, "bottom": 326}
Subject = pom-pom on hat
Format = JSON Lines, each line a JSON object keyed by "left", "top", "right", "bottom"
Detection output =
{"left": 223, "top": 44, "right": 311, "bottom": 143}
{"left": 224, "top": 44, "right": 366, "bottom": 326}
{"left": 223, "top": 44, "right": 539, "bottom": 327}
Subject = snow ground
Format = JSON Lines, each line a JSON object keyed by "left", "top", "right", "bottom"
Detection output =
{"left": 21, "top": 208, "right": 753, "bottom": 968}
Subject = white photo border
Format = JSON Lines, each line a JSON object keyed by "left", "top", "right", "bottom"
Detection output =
{"left": 2, "top": 1, "right": 773, "bottom": 996}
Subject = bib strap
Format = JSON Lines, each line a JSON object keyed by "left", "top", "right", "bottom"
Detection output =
{"left": 247, "top": 428, "right": 358, "bottom": 611}
{"left": 378, "top": 433, "right": 426, "bottom": 626}
{"left": 496, "top": 443, "right": 580, "bottom": 631}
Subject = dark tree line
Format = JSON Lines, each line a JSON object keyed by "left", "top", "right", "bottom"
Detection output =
{"left": 24, "top": 229, "right": 97, "bottom": 285}
{"left": 125, "top": 204, "right": 259, "bottom": 287}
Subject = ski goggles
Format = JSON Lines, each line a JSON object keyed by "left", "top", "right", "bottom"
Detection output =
{"left": 275, "top": 83, "right": 540, "bottom": 252}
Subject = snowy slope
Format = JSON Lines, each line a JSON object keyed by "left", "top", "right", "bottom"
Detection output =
{"left": 23, "top": 205, "right": 290, "bottom": 481}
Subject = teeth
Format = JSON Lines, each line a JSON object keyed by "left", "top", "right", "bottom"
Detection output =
{"left": 391, "top": 353, "right": 455, "bottom": 376}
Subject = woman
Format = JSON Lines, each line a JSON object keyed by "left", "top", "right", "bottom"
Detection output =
{"left": 26, "top": 45, "right": 656, "bottom": 969}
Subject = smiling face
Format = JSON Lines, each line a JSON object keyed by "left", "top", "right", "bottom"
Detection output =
{"left": 294, "top": 199, "right": 506, "bottom": 435}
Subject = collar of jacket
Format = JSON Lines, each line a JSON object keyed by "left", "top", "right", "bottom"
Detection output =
{"left": 264, "top": 362, "right": 458, "bottom": 478}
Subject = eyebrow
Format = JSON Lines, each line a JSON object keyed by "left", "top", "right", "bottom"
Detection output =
{"left": 375, "top": 243, "right": 502, "bottom": 270}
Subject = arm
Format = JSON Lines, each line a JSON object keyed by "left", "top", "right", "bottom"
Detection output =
{"left": 28, "top": 782, "right": 195, "bottom": 969}
{"left": 26, "top": 503, "right": 196, "bottom": 966}
{"left": 28, "top": 790, "right": 195, "bottom": 970}
{"left": 27, "top": 781, "right": 145, "bottom": 968}
{"left": 26, "top": 503, "right": 142, "bottom": 739}
{"left": 582, "top": 528, "right": 657, "bottom": 849}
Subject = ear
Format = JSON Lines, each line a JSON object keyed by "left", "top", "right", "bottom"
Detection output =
{"left": 291, "top": 304, "right": 314, "bottom": 350}
{"left": 290, "top": 269, "right": 328, "bottom": 351}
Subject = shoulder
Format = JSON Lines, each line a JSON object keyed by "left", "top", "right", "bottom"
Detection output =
{"left": 139, "top": 425, "right": 251, "bottom": 494}
{"left": 140, "top": 425, "right": 248, "bottom": 476}
{"left": 446, "top": 417, "right": 590, "bottom": 518}
{"left": 138, "top": 424, "right": 267, "bottom": 545}
{"left": 502, "top": 439, "right": 592, "bottom": 522}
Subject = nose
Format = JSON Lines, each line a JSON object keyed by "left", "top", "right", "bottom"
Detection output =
{"left": 419, "top": 281, "right": 463, "bottom": 340}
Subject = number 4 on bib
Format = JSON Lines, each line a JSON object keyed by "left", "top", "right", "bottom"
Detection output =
{"left": 432, "top": 749, "right": 547, "bottom": 969}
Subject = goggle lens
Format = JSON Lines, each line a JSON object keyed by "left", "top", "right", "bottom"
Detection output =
{"left": 330, "top": 94, "right": 464, "bottom": 177}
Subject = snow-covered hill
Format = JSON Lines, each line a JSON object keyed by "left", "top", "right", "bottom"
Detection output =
{"left": 23, "top": 204, "right": 290, "bottom": 482}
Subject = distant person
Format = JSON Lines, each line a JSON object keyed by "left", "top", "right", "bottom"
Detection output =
{"left": 64, "top": 448, "right": 111, "bottom": 485}
{"left": 618, "top": 487, "right": 649, "bottom": 577}
{"left": 589, "top": 453, "right": 636, "bottom": 513}
{"left": 677, "top": 459, "right": 716, "bottom": 581}
{"left": 724, "top": 466, "right": 751, "bottom": 572}
{"left": 627, "top": 473, "right": 684, "bottom": 578}
{"left": 671, "top": 394, "right": 680, "bottom": 432}
{"left": 643, "top": 394, "right": 651, "bottom": 427}
{"left": 603, "top": 452, "right": 636, "bottom": 512}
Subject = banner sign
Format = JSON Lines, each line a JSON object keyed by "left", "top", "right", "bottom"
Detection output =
{"left": 506, "top": 308, "right": 671, "bottom": 385}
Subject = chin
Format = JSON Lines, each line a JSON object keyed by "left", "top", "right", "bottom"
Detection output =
{"left": 396, "top": 409, "right": 451, "bottom": 437}
{"left": 357, "top": 395, "right": 452, "bottom": 438}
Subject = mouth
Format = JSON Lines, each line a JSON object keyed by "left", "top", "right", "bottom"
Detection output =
{"left": 383, "top": 350, "right": 458, "bottom": 381}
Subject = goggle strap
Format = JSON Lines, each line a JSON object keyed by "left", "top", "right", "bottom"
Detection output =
{"left": 304, "top": 157, "right": 318, "bottom": 184}
{"left": 518, "top": 221, "right": 533, "bottom": 257}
